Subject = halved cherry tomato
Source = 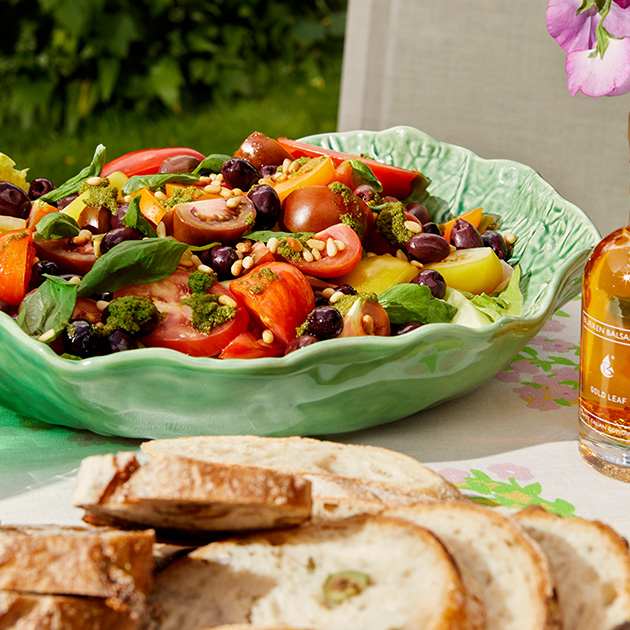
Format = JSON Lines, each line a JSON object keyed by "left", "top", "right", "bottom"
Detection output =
{"left": 230, "top": 261, "right": 314, "bottom": 347}
{"left": 280, "top": 184, "right": 373, "bottom": 237}
{"left": 277, "top": 138, "right": 420, "bottom": 200}
{"left": 101, "top": 147, "right": 206, "bottom": 178}
{"left": 172, "top": 196, "right": 256, "bottom": 246}
{"left": 34, "top": 237, "right": 95, "bottom": 276}
{"left": 441, "top": 207, "right": 483, "bottom": 242}
{"left": 338, "top": 297, "right": 391, "bottom": 337}
{"left": 277, "top": 223, "right": 362, "bottom": 279}
{"left": 0, "top": 230, "right": 35, "bottom": 305}
{"left": 332, "top": 160, "right": 356, "bottom": 189}
{"left": 219, "top": 330, "right": 284, "bottom": 359}
{"left": 114, "top": 269, "right": 249, "bottom": 357}
{"left": 272, "top": 156, "right": 336, "bottom": 202}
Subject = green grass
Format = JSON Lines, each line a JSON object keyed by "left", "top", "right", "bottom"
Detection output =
{"left": 2, "top": 64, "right": 342, "bottom": 187}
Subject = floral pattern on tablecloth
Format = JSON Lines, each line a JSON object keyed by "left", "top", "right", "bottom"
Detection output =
{"left": 495, "top": 308, "right": 580, "bottom": 411}
{"left": 438, "top": 463, "right": 576, "bottom": 517}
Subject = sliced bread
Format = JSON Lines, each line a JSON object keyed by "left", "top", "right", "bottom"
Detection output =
{"left": 140, "top": 435, "right": 461, "bottom": 520}
{"left": 385, "top": 502, "right": 562, "bottom": 630}
{"left": 0, "top": 524, "right": 154, "bottom": 615}
{"left": 72, "top": 451, "right": 312, "bottom": 536}
{"left": 150, "top": 515, "right": 476, "bottom": 630}
{"left": 514, "top": 505, "right": 630, "bottom": 630}
{"left": 0, "top": 591, "right": 151, "bottom": 630}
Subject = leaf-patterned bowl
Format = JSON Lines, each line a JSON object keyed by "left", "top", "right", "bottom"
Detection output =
{"left": 0, "top": 126, "right": 600, "bottom": 438}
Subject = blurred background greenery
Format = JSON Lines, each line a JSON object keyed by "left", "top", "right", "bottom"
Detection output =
{"left": 1, "top": 0, "right": 347, "bottom": 184}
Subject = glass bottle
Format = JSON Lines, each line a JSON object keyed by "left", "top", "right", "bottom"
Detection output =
{"left": 579, "top": 225, "right": 630, "bottom": 481}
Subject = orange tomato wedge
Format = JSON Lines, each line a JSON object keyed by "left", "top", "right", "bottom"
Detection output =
{"left": 136, "top": 188, "right": 167, "bottom": 226}
{"left": 0, "top": 230, "right": 35, "bottom": 305}
{"left": 441, "top": 207, "right": 483, "bottom": 242}
{"left": 273, "top": 156, "right": 336, "bottom": 202}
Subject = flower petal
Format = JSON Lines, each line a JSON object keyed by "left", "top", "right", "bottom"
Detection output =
{"left": 547, "top": 0, "right": 600, "bottom": 52}
{"left": 566, "top": 37, "right": 630, "bottom": 96}
{"left": 604, "top": 2, "right": 630, "bottom": 37}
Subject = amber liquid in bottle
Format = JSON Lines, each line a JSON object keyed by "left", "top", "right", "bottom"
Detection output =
{"left": 579, "top": 226, "right": 630, "bottom": 480}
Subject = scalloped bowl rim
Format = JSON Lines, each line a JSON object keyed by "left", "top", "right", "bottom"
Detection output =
{"left": 0, "top": 125, "right": 599, "bottom": 377}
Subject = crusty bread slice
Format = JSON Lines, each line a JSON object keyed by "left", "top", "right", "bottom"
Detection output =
{"left": 514, "top": 505, "right": 630, "bottom": 630}
{"left": 73, "top": 451, "right": 312, "bottom": 536}
{"left": 0, "top": 524, "right": 154, "bottom": 616}
{"left": 385, "top": 502, "right": 562, "bottom": 630}
{"left": 140, "top": 435, "right": 461, "bottom": 520}
{"left": 0, "top": 591, "right": 150, "bottom": 630}
{"left": 150, "top": 516, "right": 476, "bottom": 630}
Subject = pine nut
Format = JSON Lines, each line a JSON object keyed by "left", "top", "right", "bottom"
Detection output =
{"left": 242, "top": 255, "right": 254, "bottom": 270}
{"left": 311, "top": 247, "right": 321, "bottom": 261}
{"left": 395, "top": 249, "right": 409, "bottom": 261}
{"left": 362, "top": 314, "right": 375, "bottom": 335}
{"left": 306, "top": 239, "right": 326, "bottom": 251}
{"left": 326, "top": 238, "right": 338, "bottom": 257}
{"left": 226, "top": 197, "right": 241, "bottom": 209}
{"left": 262, "top": 329, "right": 274, "bottom": 344}
{"left": 190, "top": 254, "right": 203, "bottom": 268}
{"left": 199, "top": 175, "right": 212, "bottom": 184}
{"left": 220, "top": 187, "right": 232, "bottom": 197}
{"left": 154, "top": 190, "right": 167, "bottom": 201}
{"left": 268, "top": 237, "right": 279, "bottom": 254}
{"left": 411, "top": 260, "right": 424, "bottom": 268}
{"left": 334, "top": 240, "right": 345, "bottom": 251}
{"left": 68, "top": 276, "right": 81, "bottom": 285}
{"left": 197, "top": 264, "right": 213, "bottom": 273}
{"left": 123, "top": 195, "right": 133, "bottom": 204}
{"left": 321, "top": 288, "right": 335, "bottom": 299}
{"left": 38, "top": 329, "right": 56, "bottom": 342}
{"left": 302, "top": 249, "right": 314, "bottom": 262}
{"left": 236, "top": 240, "right": 252, "bottom": 253}
{"left": 504, "top": 232, "right": 517, "bottom": 245}
{"left": 330, "top": 291, "right": 344, "bottom": 304}
{"left": 86, "top": 176, "right": 102, "bottom": 186}
{"left": 204, "top": 184, "right": 221, "bottom": 195}
{"left": 282, "top": 158, "right": 292, "bottom": 173}
{"left": 156, "top": 222, "right": 167, "bottom": 238}
{"left": 231, "top": 260, "right": 243, "bottom": 276}
{"left": 404, "top": 220, "right": 422, "bottom": 233}
{"left": 287, "top": 237, "right": 303, "bottom": 252}
{"left": 231, "top": 188, "right": 243, "bottom": 197}
{"left": 96, "top": 300, "right": 110, "bottom": 311}
{"left": 218, "top": 295, "right": 237, "bottom": 308}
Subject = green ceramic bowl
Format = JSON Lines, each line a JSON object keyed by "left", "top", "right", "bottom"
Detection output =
{"left": 0, "top": 126, "right": 600, "bottom": 439}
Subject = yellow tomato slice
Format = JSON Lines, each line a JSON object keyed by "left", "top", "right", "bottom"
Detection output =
{"left": 273, "top": 156, "right": 336, "bottom": 202}
{"left": 425, "top": 247, "right": 503, "bottom": 295}
{"left": 334, "top": 254, "right": 419, "bottom": 294}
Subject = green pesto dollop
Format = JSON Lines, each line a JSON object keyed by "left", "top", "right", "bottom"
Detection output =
{"left": 181, "top": 293, "right": 235, "bottom": 333}
{"left": 188, "top": 269, "right": 218, "bottom": 294}
{"left": 375, "top": 201, "right": 414, "bottom": 249}
{"left": 334, "top": 292, "right": 378, "bottom": 316}
{"left": 102, "top": 296, "right": 165, "bottom": 336}
{"left": 78, "top": 179, "right": 118, "bottom": 215}
{"left": 162, "top": 186, "right": 203, "bottom": 209}
{"left": 339, "top": 213, "right": 365, "bottom": 240}
{"left": 275, "top": 233, "right": 314, "bottom": 261}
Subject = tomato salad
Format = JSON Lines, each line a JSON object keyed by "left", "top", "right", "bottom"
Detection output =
{"left": 0, "top": 134, "right": 522, "bottom": 360}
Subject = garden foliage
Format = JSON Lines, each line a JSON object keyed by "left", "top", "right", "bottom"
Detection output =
{"left": 1, "top": 0, "right": 346, "bottom": 133}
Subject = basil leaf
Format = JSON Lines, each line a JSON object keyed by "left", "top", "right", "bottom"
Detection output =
{"left": 193, "top": 153, "right": 231, "bottom": 175}
{"left": 121, "top": 173, "right": 199, "bottom": 195}
{"left": 35, "top": 212, "right": 81, "bottom": 240}
{"left": 77, "top": 238, "right": 189, "bottom": 298}
{"left": 16, "top": 276, "right": 78, "bottom": 339}
{"left": 378, "top": 283, "right": 457, "bottom": 325}
{"left": 40, "top": 144, "right": 107, "bottom": 203}
{"left": 189, "top": 241, "right": 220, "bottom": 252}
{"left": 122, "top": 195, "right": 157, "bottom": 238}
{"left": 343, "top": 159, "right": 383, "bottom": 192}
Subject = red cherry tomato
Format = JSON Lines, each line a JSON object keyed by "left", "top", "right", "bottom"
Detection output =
{"left": 0, "top": 230, "right": 35, "bottom": 305}
{"left": 219, "top": 330, "right": 285, "bottom": 359}
{"left": 230, "top": 261, "right": 314, "bottom": 347}
{"left": 114, "top": 269, "right": 249, "bottom": 357}
{"left": 277, "top": 223, "right": 362, "bottom": 279}
{"left": 101, "top": 147, "right": 206, "bottom": 178}
{"left": 277, "top": 138, "right": 420, "bottom": 200}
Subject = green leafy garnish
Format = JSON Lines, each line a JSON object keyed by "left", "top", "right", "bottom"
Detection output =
{"left": 16, "top": 276, "right": 78, "bottom": 340}
{"left": 466, "top": 266, "right": 523, "bottom": 322}
{"left": 193, "top": 153, "right": 231, "bottom": 175}
{"left": 342, "top": 158, "right": 382, "bottom": 192}
{"left": 121, "top": 172, "right": 199, "bottom": 195}
{"left": 122, "top": 195, "right": 157, "bottom": 238}
{"left": 378, "top": 283, "right": 457, "bottom": 325}
{"left": 77, "top": 238, "right": 188, "bottom": 298}
{"left": 35, "top": 212, "right": 81, "bottom": 240}
{"left": 40, "top": 144, "right": 107, "bottom": 203}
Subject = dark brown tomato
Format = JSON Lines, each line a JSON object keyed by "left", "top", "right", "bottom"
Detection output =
{"left": 280, "top": 185, "right": 373, "bottom": 237}
{"left": 34, "top": 238, "right": 96, "bottom": 275}
{"left": 233, "top": 131, "right": 293, "bottom": 171}
{"left": 172, "top": 196, "right": 256, "bottom": 246}
{"left": 77, "top": 205, "right": 111, "bottom": 234}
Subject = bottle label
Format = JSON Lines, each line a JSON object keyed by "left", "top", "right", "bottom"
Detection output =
{"left": 583, "top": 311, "right": 630, "bottom": 346}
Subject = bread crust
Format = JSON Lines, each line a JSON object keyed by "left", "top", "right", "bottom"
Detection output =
{"left": 74, "top": 452, "right": 312, "bottom": 536}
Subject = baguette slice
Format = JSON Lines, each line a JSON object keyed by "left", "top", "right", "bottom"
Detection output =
{"left": 385, "top": 502, "right": 562, "bottom": 630}
{"left": 151, "top": 516, "right": 476, "bottom": 630}
{"left": 514, "top": 505, "right": 630, "bottom": 630}
{"left": 0, "top": 524, "right": 154, "bottom": 614}
{"left": 73, "top": 451, "right": 312, "bottom": 536}
{"left": 141, "top": 435, "right": 461, "bottom": 520}
{"left": 0, "top": 591, "right": 151, "bottom": 630}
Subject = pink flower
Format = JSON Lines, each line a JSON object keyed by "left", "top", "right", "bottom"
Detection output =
{"left": 547, "top": 0, "right": 630, "bottom": 97}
